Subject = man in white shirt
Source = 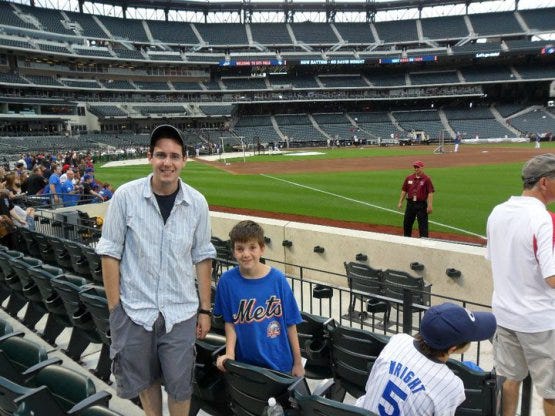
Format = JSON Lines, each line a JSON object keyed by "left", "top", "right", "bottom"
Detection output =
{"left": 356, "top": 303, "right": 496, "bottom": 416}
{"left": 486, "top": 153, "right": 555, "bottom": 416}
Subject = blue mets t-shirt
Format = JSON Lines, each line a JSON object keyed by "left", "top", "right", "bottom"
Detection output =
{"left": 214, "top": 266, "right": 302, "bottom": 373}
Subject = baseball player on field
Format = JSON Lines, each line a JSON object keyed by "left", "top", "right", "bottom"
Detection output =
{"left": 356, "top": 303, "right": 496, "bottom": 416}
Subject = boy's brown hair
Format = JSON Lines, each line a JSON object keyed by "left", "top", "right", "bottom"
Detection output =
{"left": 229, "top": 220, "right": 265, "bottom": 247}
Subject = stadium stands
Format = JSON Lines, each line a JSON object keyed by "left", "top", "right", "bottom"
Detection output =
{"left": 420, "top": 15, "right": 469, "bottom": 40}
{"left": 469, "top": 11, "right": 524, "bottom": 36}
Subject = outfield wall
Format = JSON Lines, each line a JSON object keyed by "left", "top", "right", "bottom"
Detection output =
{"left": 78, "top": 203, "right": 493, "bottom": 307}
{"left": 211, "top": 211, "right": 493, "bottom": 307}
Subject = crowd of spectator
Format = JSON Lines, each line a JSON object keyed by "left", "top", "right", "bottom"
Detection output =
{"left": 0, "top": 150, "right": 113, "bottom": 213}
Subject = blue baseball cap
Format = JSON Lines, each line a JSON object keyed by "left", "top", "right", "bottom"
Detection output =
{"left": 420, "top": 303, "right": 496, "bottom": 350}
{"left": 83, "top": 174, "right": 93, "bottom": 181}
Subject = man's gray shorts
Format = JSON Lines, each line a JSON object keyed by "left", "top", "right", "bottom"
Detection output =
{"left": 493, "top": 326, "right": 555, "bottom": 399}
{"left": 109, "top": 304, "right": 197, "bottom": 401}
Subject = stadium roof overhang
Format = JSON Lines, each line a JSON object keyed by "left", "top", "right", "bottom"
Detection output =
{"left": 81, "top": 0, "right": 477, "bottom": 13}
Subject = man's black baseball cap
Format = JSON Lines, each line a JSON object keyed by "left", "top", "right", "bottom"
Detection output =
{"left": 150, "top": 124, "right": 185, "bottom": 150}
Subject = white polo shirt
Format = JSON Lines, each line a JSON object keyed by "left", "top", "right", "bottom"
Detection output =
{"left": 486, "top": 195, "right": 555, "bottom": 332}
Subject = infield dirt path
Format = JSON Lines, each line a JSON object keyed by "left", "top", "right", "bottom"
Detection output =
{"left": 202, "top": 145, "right": 544, "bottom": 245}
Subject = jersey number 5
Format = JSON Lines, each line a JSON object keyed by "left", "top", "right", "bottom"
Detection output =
{"left": 378, "top": 380, "right": 408, "bottom": 416}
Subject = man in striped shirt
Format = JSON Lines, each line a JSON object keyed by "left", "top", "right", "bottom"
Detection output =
{"left": 356, "top": 303, "right": 496, "bottom": 416}
{"left": 97, "top": 124, "right": 216, "bottom": 416}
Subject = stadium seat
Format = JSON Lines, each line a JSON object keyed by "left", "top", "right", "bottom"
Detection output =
{"left": 344, "top": 262, "right": 390, "bottom": 326}
{"left": 381, "top": 269, "right": 431, "bottom": 327}
{"left": 33, "top": 231, "right": 58, "bottom": 265}
{"left": 0, "top": 333, "right": 61, "bottom": 385}
{"left": 18, "top": 227, "right": 41, "bottom": 259}
{"left": 50, "top": 274, "right": 103, "bottom": 362}
{"left": 0, "top": 249, "right": 25, "bottom": 315}
{"left": 189, "top": 333, "right": 229, "bottom": 416}
{"left": 7, "top": 256, "right": 45, "bottom": 328}
{"left": 63, "top": 240, "right": 91, "bottom": 278}
{"left": 223, "top": 359, "right": 300, "bottom": 415}
{"left": 24, "top": 263, "right": 69, "bottom": 344}
{"left": 47, "top": 235, "right": 74, "bottom": 271}
{"left": 211, "top": 236, "right": 234, "bottom": 281}
{"left": 81, "top": 245, "right": 103, "bottom": 283}
{"left": 78, "top": 285, "right": 111, "bottom": 381}
{"left": 326, "top": 320, "right": 389, "bottom": 402}
{"left": 0, "top": 365, "right": 111, "bottom": 416}
{"left": 290, "top": 379, "right": 377, "bottom": 416}
{"left": 446, "top": 360, "right": 498, "bottom": 416}
{"left": 297, "top": 312, "right": 333, "bottom": 379}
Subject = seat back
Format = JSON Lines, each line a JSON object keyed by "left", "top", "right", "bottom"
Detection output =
{"left": 7, "top": 256, "right": 43, "bottom": 291}
{"left": 18, "top": 227, "right": 41, "bottom": 258}
{"left": 293, "top": 388, "right": 377, "bottom": 416}
{"left": 0, "top": 375, "right": 49, "bottom": 416}
{"left": 223, "top": 360, "right": 298, "bottom": 416}
{"left": 382, "top": 269, "right": 431, "bottom": 307}
{"left": 64, "top": 240, "right": 91, "bottom": 277}
{"left": 47, "top": 235, "right": 73, "bottom": 270}
{"left": 0, "top": 335, "right": 49, "bottom": 383}
{"left": 192, "top": 334, "right": 230, "bottom": 415}
{"left": 27, "top": 264, "right": 64, "bottom": 313}
{"left": 344, "top": 262, "right": 383, "bottom": 295}
{"left": 33, "top": 232, "right": 57, "bottom": 265}
{"left": 79, "top": 285, "right": 110, "bottom": 345}
{"left": 51, "top": 274, "right": 98, "bottom": 334}
{"left": 446, "top": 360, "right": 497, "bottom": 416}
{"left": 81, "top": 245, "right": 103, "bottom": 283}
{"left": 0, "top": 250, "right": 23, "bottom": 281}
{"left": 29, "top": 364, "right": 97, "bottom": 412}
{"left": 297, "top": 312, "right": 332, "bottom": 379}
{"left": 327, "top": 322, "right": 389, "bottom": 400}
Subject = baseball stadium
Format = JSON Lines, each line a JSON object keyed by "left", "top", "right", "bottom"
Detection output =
{"left": 0, "top": 0, "right": 554, "bottom": 414}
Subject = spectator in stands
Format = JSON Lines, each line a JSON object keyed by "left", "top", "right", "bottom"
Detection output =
{"left": 213, "top": 220, "right": 304, "bottom": 377}
{"left": 14, "top": 162, "right": 25, "bottom": 177}
{"left": 79, "top": 174, "right": 103, "bottom": 204}
{"left": 486, "top": 153, "right": 555, "bottom": 416}
{"left": 48, "top": 163, "right": 63, "bottom": 207}
{"left": 96, "top": 124, "right": 215, "bottom": 416}
{"left": 0, "top": 187, "right": 26, "bottom": 249}
{"left": 61, "top": 170, "right": 81, "bottom": 207}
{"left": 4, "top": 173, "right": 22, "bottom": 199}
{"left": 356, "top": 303, "right": 496, "bottom": 416}
{"left": 97, "top": 183, "right": 113, "bottom": 202}
{"left": 24, "top": 165, "right": 47, "bottom": 195}
{"left": 397, "top": 161, "right": 435, "bottom": 238}
{"left": 24, "top": 153, "right": 33, "bottom": 170}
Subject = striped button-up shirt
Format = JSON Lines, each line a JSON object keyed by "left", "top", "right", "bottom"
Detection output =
{"left": 96, "top": 174, "right": 216, "bottom": 332}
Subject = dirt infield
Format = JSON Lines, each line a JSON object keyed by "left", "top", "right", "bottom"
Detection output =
{"left": 203, "top": 145, "right": 542, "bottom": 245}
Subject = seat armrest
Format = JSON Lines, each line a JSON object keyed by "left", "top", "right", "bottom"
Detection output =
{"left": 22, "top": 357, "right": 64, "bottom": 376}
{"left": 67, "top": 390, "right": 112, "bottom": 414}
{"left": 14, "top": 385, "right": 66, "bottom": 415}
{"left": 0, "top": 331, "right": 25, "bottom": 343}
{"left": 311, "top": 378, "right": 336, "bottom": 397}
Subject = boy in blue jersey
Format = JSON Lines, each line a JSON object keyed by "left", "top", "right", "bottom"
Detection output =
{"left": 214, "top": 220, "right": 305, "bottom": 376}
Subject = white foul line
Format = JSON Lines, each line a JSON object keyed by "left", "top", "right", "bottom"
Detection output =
{"left": 261, "top": 174, "right": 486, "bottom": 240}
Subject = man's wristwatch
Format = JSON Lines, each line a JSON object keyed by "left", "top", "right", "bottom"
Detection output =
{"left": 198, "top": 308, "right": 212, "bottom": 316}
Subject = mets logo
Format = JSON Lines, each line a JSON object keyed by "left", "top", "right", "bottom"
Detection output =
{"left": 266, "top": 320, "right": 281, "bottom": 338}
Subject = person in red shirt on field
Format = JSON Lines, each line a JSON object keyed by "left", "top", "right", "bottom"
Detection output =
{"left": 397, "top": 161, "right": 435, "bottom": 238}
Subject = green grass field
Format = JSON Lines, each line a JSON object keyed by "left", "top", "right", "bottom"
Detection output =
{"left": 96, "top": 144, "right": 555, "bottom": 239}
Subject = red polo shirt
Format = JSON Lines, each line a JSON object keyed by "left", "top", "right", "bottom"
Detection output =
{"left": 402, "top": 173, "right": 434, "bottom": 202}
